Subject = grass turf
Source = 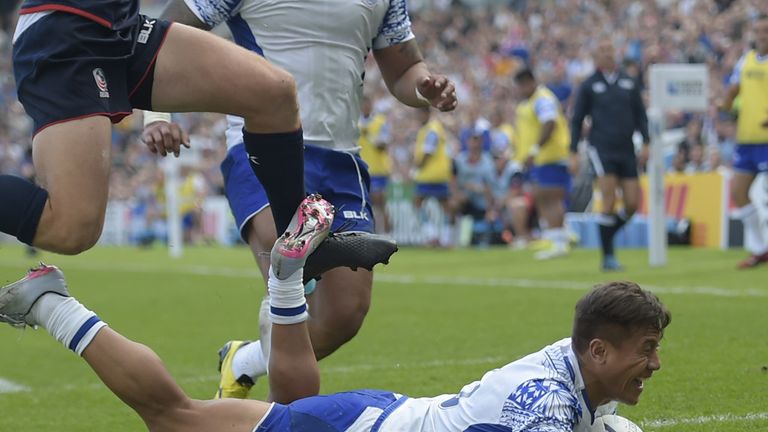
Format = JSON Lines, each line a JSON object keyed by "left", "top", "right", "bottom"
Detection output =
{"left": 0, "top": 244, "right": 766, "bottom": 431}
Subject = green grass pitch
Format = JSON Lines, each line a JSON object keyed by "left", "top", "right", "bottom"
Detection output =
{"left": 0, "top": 244, "right": 766, "bottom": 431}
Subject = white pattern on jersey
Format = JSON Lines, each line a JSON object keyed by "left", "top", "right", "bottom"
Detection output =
{"left": 184, "top": 0, "right": 414, "bottom": 151}
{"left": 373, "top": 338, "right": 617, "bottom": 432}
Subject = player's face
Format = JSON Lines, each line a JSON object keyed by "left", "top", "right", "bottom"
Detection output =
{"left": 754, "top": 19, "right": 768, "bottom": 53}
{"left": 595, "top": 41, "right": 617, "bottom": 71}
{"left": 514, "top": 80, "right": 535, "bottom": 99}
{"left": 601, "top": 327, "right": 662, "bottom": 405}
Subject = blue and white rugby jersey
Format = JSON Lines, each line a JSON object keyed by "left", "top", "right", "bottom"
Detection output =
{"left": 379, "top": 338, "right": 617, "bottom": 432}
{"left": 184, "top": 0, "right": 415, "bottom": 151}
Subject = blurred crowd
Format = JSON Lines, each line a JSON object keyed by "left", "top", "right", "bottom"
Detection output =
{"left": 0, "top": 0, "right": 766, "bottom": 245}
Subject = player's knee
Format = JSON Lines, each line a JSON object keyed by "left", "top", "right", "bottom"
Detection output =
{"left": 243, "top": 68, "right": 298, "bottom": 127}
{"left": 268, "top": 69, "right": 299, "bottom": 122}
{"left": 50, "top": 217, "right": 104, "bottom": 255}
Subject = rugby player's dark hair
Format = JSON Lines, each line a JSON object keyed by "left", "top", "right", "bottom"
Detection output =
{"left": 572, "top": 281, "right": 671, "bottom": 354}
{"left": 513, "top": 68, "right": 536, "bottom": 84}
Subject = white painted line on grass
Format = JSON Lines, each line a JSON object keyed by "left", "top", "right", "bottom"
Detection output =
{"left": 1, "top": 260, "right": 765, "bottom": 298}
{"left": 0, "top": 377, "right": 29, "bottom": 394}
{"left": 642, "top": 412, "right": 768, "bottom": 428}
{"left": 373, "top": 274, "right": 768, "bottom": 298}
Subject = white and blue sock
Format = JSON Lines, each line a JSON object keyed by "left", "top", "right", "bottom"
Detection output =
{"left": 30, "top": 294, "right": 107, "bottom": 356}
{"left": 268, "top": 266, "right": 308, "bottom": 325}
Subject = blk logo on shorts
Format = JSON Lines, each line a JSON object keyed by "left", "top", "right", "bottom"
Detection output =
{"left": 138, "top": 18, "right": 156, "bottom": 44}
{"left": 342, "top": 210, "right": 369, "bottom": 221}
{"left": 92, "top": 68, "right": 110, "bottom": 98}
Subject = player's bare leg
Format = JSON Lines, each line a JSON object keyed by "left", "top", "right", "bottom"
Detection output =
{"left": 29, "top": 117, "right": 112, "bottom": 254}
{"left": 597, "top": 174, "right": 627, "bottom": 270}
{"left": 306, "top": 268, "right": 372, "bottom": 359}
{"left": 216, "top": 210, "right": 383, "bottom": 400}
{"left": 731, "top": 171, "right": 768, "bottom": 268}
{"left": 151, "top": 24, "right": 298, "bottom": 133}
{"left": 0, "top": 266, "right": 270, "bottom": 432}
{"left": 533, "top": 185, "right": 568, "bottom": 260}
{"left": 243, "top": 211, "right": 377, "bottom": 358}
{"left": 263, "top": 195, "right": 334, "bottom": 403}
{"left": 370, "top": 189, "right": 390, "bottom": 234}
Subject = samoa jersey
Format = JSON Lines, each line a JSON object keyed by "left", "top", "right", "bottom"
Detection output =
{"left": 377, "top": 338, "right": 616, "bottom": 431}
{"left": 20, "top": 0, "right": 139, "bottom": 29}
{"left": 184, "top": 0, "right": 415, "bottom": 151}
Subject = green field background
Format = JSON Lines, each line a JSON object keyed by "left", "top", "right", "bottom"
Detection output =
{"left": 0, "top": 245, "right": 766, "bottom": 431}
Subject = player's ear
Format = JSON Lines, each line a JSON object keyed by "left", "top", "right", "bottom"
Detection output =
{"left": 588, "top": 338, "right": 607, "bottom": 365}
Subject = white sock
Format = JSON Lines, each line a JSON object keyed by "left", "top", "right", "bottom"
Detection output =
{"left": 543, "top": 228, "right": 568, "bottom": 248}
{"left": 231, "top": 340, "right": 268, "bottom": 380}
{"left": 736, "top": 204, "right": 768, "bottom": 255}
{"left": 258, "top": 296, "right": 272, "bottom": 370}
{"left": 268, "top": 266, "right": 307, "bottom": 325}
{"left": 30, "top": 294, "right": 108, "bottom": 356}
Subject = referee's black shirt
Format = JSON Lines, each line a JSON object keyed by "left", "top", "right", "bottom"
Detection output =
{"left": 570, "top": 70, "right": 649, "bottom": 157}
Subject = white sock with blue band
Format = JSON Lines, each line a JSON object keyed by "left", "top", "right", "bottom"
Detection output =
{"left": 267, "top": 266, "right": 308, "bottom": 325}
{"left": 31, "top": 294, "right": 108, "bottom": 356}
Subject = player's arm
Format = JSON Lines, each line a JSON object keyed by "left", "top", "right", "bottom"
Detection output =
{"left": 375, "top": 41, "right": 456, "bottom": 112}
{"left": 162, "top": 0, "right": 241, "bottom": 28}
{"left": 630, "top": 80, "right": 650, "bottom": 167}
{"left": 720, "top": 54, "right": 745, "bottom": 112}
{"left": 372, "top": 0, "right": 457, "bottom": 111}
{"left": 569, "top": 79, "right": 591, "bottom": 154}
{"left": 376, "top": 122, "right": 391, "bottom": 150}
{"left": 534, "top": 97, "right": 558, "bottom": 148}
{"left": 721, "top": 83, "right": 740, "bottom": 112}
{"left": 416, "top": 130, "right": 439, "bottom": 170}
{"left": 632, "top": 86, "right": 649, "bottom": 143}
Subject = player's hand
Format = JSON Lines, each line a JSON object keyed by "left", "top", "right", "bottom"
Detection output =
{"left": 417, "top": 75, "right": 458, "bottom": 112}
{"left": 638, "top": 144, "right": 650, "bottom": 167}
{"left": 568, "top": 153, "right": 581, "bottom": 176}
{"left": 485, "top": 208, "right": 498, "bottom": 222}
{"left": 142, "top": 121, "right": 190, "bottom": 158}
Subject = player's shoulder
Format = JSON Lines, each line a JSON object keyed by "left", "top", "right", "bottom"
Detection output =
{"left": 501, "top": 377, "right": 580, "bottom": 431}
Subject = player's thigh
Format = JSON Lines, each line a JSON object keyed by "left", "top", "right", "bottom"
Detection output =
{"left": 534, "top": 185, "right": 565, "bottom": 206}
{"left": 151, "top": 24, "right": 297, "bottom": 128}
{"left": 597, "top": 174, "right": 619, "bottom": 213}
{"left": 619, "top": 178, "right": 641, "bottom": 215}
{"left": 33, "top": 117, "right": 112, "bottom": 238}
{"left": 731, "top": 171, "right": 756, "bottom": 207}
{"left": 310, "top": 268, "right": 373, "bottom": 326}
{"left": 155, "top": 398, "right": 270, "bottom": 432}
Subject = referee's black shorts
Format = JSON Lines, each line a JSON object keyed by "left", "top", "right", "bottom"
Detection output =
{"left": 13, "top": 12, "right": 172, "bottom": 135}
{"left": 587, "top": 148, "right": 638, "bottom": 179}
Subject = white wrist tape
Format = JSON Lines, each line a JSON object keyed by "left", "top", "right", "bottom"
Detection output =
{"left": 143, "top": 111, "right": 172, "bottom": 127}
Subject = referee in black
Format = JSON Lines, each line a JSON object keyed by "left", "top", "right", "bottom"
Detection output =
{"left": 570, "top": 38, "right": 650, "bottom": 271}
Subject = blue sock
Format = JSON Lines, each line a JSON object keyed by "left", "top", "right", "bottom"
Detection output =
{"left": 242, "top": 128, "right": 305, "bottom": 235}
{"left": 0, "top": 175, "right": 49, "bottom": 245}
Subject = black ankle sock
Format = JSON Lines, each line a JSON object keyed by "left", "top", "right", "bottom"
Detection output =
{"left": 242, "top": 128, "right": 305, "bottom": 235}
{"left": 598, "top": 222, "right": 614, "bottom": 258}
{"left": 0, "top": 175, "right": 49, "bottom": 245}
